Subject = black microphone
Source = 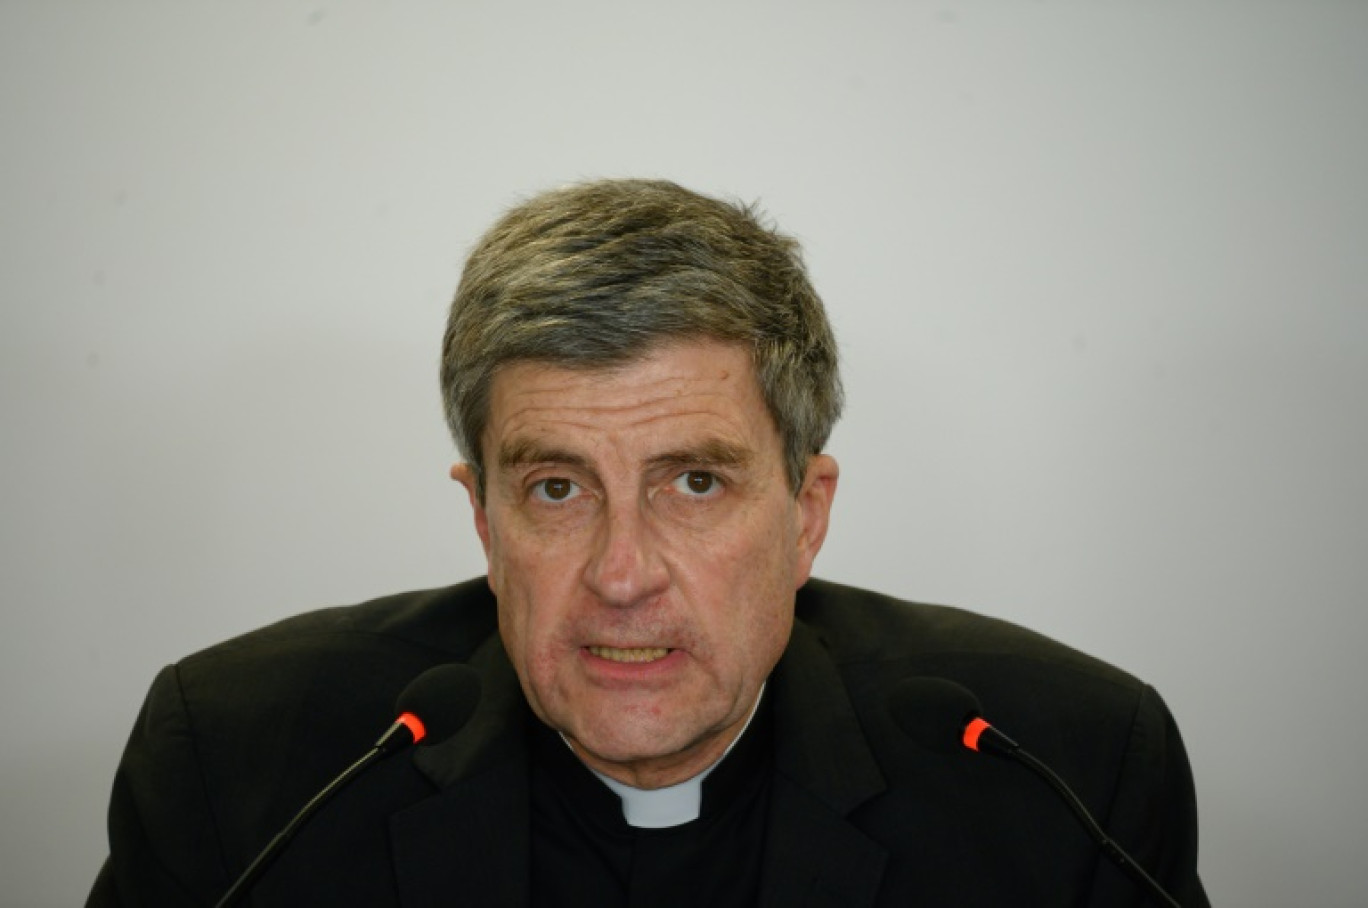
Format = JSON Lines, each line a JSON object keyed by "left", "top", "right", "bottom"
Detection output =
{"left": 889, "top": 677, "right": 1182, "bottom": 908}
{"left": 214, "top": 663, "right": 482, "bottom": 908}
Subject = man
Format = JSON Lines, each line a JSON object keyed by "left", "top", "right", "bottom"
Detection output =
{"left": 88, "top": 179, "right": 1209, "bottom": 906}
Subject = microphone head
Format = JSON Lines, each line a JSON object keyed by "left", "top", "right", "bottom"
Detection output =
{"left": 888, "top": 676, "right": 983, "bottom": 754}
{"left": 394, "top": 663, "right": 482, "bottom": 746}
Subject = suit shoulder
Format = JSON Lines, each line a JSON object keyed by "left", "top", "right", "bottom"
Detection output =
{"left": 795, "top": 580, "right": 1169, "bottom": 807}
{"left": 141, "top": 579, "right": 499, "bottom": 800}
{"left": 165, "top": 578, "right": 499, "bottom": 720}
{"left": 184, "top": 577, "right": 495, "bottom": 656}
{"left": 795, "top": 577, "right": 1140, "bottom": 696}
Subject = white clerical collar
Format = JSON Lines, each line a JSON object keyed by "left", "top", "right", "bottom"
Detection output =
{"left": 563, "top": 682, "right": 767, "bottom": 829}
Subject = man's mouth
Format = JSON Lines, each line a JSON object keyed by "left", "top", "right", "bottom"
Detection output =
{"left": 587, "top": 645, "right": 672, "bottom": 664}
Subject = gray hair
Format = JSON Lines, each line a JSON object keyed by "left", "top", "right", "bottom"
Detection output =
{"left": 440, "top": 178, "right": 842, "bottom": 498}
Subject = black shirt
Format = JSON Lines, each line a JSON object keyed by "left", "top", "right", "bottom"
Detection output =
{"left": 528, "top": 694, "right": 774, "bottom": 908}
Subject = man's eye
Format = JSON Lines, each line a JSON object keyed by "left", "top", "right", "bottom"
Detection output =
{"left": 672, "top": 471, "right": 720, "bottom": 497}
{"left": 532, "top": 478, "right": 580, "bottom": 502}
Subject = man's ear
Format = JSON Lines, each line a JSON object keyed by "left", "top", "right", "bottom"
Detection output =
{"left": 449, "top": 463, "right": 492, "bottom": 558}
{"left": 793, "top": 454, "right": 839, "bottom": 588}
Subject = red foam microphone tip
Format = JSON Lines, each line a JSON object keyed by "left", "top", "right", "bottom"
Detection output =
{"left": 397, "top": 712, "right": 427, "bottom": 745}
{"left": 963, "top": 716, "right": 991, "bottom": 752}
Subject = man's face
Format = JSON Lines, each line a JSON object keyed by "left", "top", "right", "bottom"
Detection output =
{"left": 452, "top": 340, "right": 838, "bottom": 788}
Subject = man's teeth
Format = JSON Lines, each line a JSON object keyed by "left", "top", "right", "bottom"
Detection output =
{"left": 588, "top": 645, "right": 670, "bottom": 663}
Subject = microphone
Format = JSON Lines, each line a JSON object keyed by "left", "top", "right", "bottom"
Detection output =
{"left": 214, "top": 663, "right": 482, "bottom": 908}
{"left": 889, "top": 677, "right": 1182, "bottom": 908}
{"left": 379, "top": 662, "right": 482, "bottom": 752}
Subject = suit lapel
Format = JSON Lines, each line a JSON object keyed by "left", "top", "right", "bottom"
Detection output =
{"left": 760, "top": 620, "right": 889, "bottom": 908}
{"left": 389, "top": 761, "right": 529, "bottom": 908}
{"left": 391, "top": 635, "right": 532, "bottom": 908}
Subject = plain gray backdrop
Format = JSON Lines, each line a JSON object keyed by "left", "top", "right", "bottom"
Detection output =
{"left": 3, "top": 2, "right": 1365, "bottom": 905}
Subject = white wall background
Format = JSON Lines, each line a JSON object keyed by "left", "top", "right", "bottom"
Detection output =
{"left": 2, "top": 2, "right": 1364, "bottom": 905}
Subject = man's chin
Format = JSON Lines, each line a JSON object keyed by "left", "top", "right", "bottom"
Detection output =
{"left": 561, "top": 722, "right": 717, "bottom": 783}
{"left": 568, "top": 726, "right": 690, "bottom": 765}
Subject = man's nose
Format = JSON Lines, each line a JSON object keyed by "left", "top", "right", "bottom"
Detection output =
{"left": 582, "top": 500, "right": 669, "bottom": 608}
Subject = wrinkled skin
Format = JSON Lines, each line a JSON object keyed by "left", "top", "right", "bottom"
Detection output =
{"left": 451, "top": 340, "right": 838, "bottom": 788}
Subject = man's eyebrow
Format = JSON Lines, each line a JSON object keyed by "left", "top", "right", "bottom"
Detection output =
{"left": 498, "top": 438, "right": 590, "bottom": 470}
{"left": 647, "top": 439, "right": 753, "bottom": 471}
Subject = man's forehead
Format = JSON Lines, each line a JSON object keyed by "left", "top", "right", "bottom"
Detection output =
{"left": 497, "top": 435, "right": 755, "bottom": 471}
{"left": 488, "top": 344, "right": 757, "bottom": 416}
{"left": 495, "top": 340, "right": 750, "bottom": 387}
{"left": 481, "top": 342, "right": 779, "bottom": 466}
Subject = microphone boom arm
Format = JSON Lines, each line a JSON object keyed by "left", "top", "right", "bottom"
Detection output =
{"left": 213, "top": 735, "right": 399, "bottom": 908}
{"left": 1006, "top": 743, "right": 1182, "bottom": 908}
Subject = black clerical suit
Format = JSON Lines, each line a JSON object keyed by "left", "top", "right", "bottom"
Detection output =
{"left": 88, "top": 578, "right": 1209, "bottom": 907}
